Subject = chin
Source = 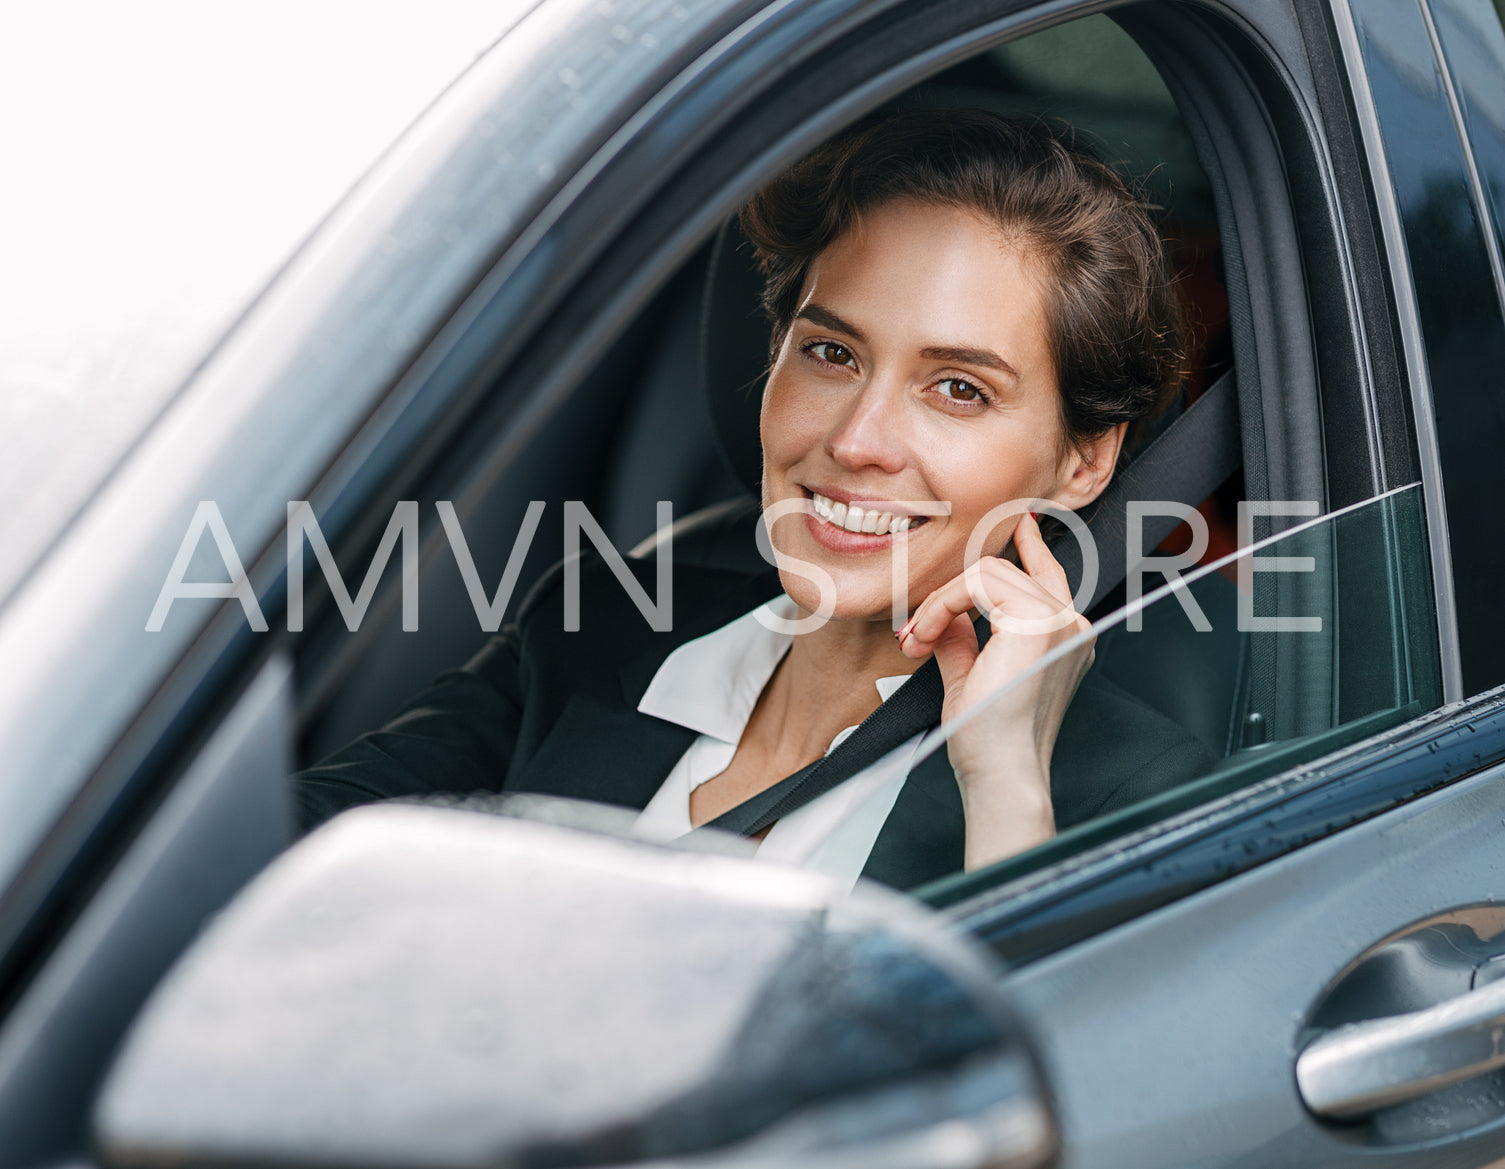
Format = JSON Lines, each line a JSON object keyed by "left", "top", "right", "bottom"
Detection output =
{"left": 776, "top": 567, "right": 905, "bottom": 626}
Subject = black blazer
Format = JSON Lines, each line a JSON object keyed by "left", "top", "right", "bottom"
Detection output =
{"left": 297, "top": 537, "right": 1212, "bottom": 890}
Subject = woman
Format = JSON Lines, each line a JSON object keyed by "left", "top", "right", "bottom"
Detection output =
{"left": 297, "top": 109, "right": 1211, "bottom": 890}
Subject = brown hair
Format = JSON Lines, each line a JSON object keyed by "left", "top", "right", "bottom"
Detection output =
{"left": 739, "top": 109, "right": 1189, "bottom": 452}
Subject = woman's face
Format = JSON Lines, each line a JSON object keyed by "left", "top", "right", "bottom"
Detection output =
{"left": 760, "top": 197, "right": 1118, "bottom": 622}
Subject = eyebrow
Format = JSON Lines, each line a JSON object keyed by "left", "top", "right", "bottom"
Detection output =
{"left": 794, "top": 303, "right": 866, "bottom": 342}
{"left": 920, "top": 345, "right": 1020, "bottom": 382}
{"left": 793, "top": 303, "right": 1020, "bottom": 382}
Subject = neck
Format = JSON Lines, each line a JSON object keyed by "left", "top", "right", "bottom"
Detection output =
{"left": 752, "top": 612, "right": 920, "bottom": 767}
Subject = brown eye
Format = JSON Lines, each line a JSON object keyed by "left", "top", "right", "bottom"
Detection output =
{"left": 939, "top": 378, "right": 984, "bottom": 402}
{"left": 809, "top": 341, "right": 854, "bottom": 366}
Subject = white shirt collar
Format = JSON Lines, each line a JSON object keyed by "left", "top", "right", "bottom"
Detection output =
{"left": 636, "top": 595, "right": 910, "bottom": 744}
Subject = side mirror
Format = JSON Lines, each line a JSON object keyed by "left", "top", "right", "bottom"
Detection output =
{"left": 94, "top": 804, "right": 1057, "bottom": 1168}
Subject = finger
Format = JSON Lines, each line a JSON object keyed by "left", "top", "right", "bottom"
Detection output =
{"left": 899, "top": 560, "right": 1048, "bottom": 653}
{"left": 930, "top": 612, "right": 979, "bottom": 695}
{"left": 898, "top": 570, "right": 989, "bottom": 655}
{"left": 1013, "top": 511, "right": 1073, "bottom": 607}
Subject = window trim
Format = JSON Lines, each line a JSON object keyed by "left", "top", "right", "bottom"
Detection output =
{"left": 946, "top": 678, "right": 1505, "bottom": 965}
{"left": 1326, "top": 0, "right": 1464, "bottom": 702}
{"left": 295, "top": 0, "right": 1451, "bottom": 951}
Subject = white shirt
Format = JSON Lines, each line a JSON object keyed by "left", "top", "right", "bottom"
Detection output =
{"left": 633, "top": 596, "right": 926, "bottom": 890}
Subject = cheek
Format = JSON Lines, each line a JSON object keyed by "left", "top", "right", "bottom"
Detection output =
{"left": 914, "top": 427, "right": 1060, "bottom": 525}
{"left": 759, "top": 370, "right": 823, "bottom": 467}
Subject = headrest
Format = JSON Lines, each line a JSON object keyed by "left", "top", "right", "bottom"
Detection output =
{"left": 694, "top": 89, "right": 1118, "bottom": 498}
{"left": 695, "top": 89, "right": 1201, "bottom": 499}
{"left": 698, "top": 217, "right": 769, "bottom": 497}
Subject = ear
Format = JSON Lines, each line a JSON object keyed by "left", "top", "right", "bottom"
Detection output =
{"left": 1051, "top": 422, "right": 1126, "bottom": 511}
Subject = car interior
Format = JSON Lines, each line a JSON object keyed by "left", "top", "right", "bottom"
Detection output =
{"left": 308, "top": 19, "right": 1222, "bottom": 742}
{"left": 295, "top": 11, "right": 1440, "bottom": 897}
{"left": 0, "top": 6, "right": 1454, "bottom": 1167}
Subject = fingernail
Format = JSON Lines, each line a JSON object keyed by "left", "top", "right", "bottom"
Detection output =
{"left": 896, "top": 616, "right": 917, "bottom": 641}
{"left": 1028, "top": 510, "right": 1037, "bottom": 521}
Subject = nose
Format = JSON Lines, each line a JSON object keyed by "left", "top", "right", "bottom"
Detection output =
{"left": 824, "top": 377, "right": 909, "bottom": 474}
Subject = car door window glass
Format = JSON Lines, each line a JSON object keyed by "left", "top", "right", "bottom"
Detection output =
{"left": 854, "top": 483, "right": 1443, "bottom": 901}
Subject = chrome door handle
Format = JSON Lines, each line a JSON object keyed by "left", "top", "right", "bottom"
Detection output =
{"left": 1297, "top": 976, "right": 1505, "bottom": 1119}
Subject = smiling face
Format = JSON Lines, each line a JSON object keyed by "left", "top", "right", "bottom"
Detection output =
{"left": 760, "top": 198, "right": 1121, "bottom": 622}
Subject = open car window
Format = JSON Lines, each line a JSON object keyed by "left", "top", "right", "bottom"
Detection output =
{"left": 288, "top": 3, "right": 1384, "bottom": 912}
{"left": 823, "top": 482, "right": 1443, "bottom": 904}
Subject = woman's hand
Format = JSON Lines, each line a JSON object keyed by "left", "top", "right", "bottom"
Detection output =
{"left": 896, "top": 511, "right": 1094, "bottom": 871}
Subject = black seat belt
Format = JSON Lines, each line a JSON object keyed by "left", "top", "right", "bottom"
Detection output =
{"left": 1061, "top": 366, "right": 1242, "bottom": 612}
{"left": 702, "top": 660, "right": 945, "bottom": 837}
{"left": 702, "top": 370, "right": 1241, "bottom": 839}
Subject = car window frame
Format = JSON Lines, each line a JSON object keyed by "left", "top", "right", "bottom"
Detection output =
{"left": 288, "top": 0, "right": 1456, "bottom": 951}
{"left": 1372, "top": 0, "right": 1505, "bottom": 697}
{"left": 207, "top": 0, "right": 1449, "bottom": 938}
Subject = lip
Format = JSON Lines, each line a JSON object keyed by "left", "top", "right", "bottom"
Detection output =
{"left": 795, "top": 487, "right": 931, "bottom": 553}
{"left": 801, "top": 485, "right": 926, "bottom": 517}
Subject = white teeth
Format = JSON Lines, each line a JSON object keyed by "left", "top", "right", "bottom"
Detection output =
{"left": 809, "top": 493, "right": 919, "bottom": 536}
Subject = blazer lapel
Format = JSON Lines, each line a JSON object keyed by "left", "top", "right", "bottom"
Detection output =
{"left": 504, "top": 550, "right": 969, "bottom": 889}
{"left": 860, "top": 745, "right": 965, "bottom": 891}
{"left": 510, "top": 564, "right": 783, "bottom": 812}
{"left": 508, "top": 690, "right": 701, "bottom": 811}
{"left": 616, "top": 567, "right": 783, "bottom": 697}
{"left": 860, "top": 618, "right": 991, "bottom": 889}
